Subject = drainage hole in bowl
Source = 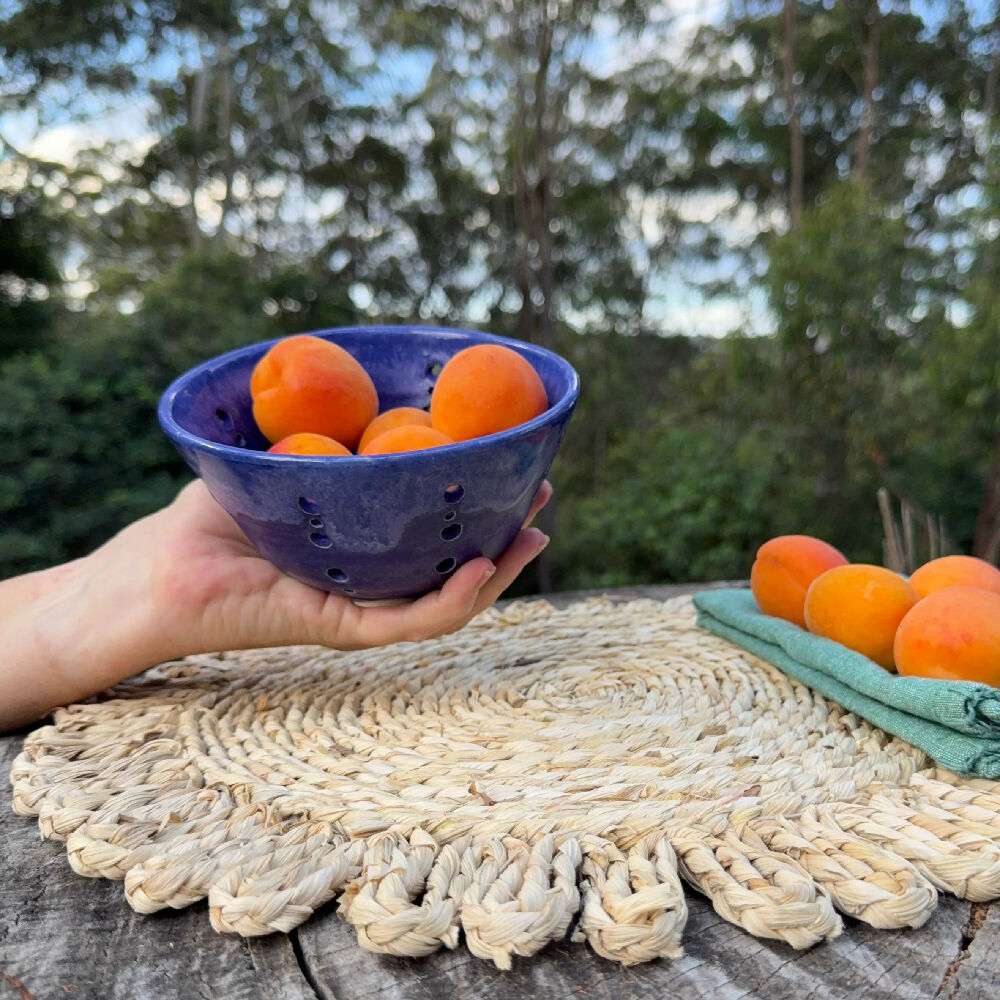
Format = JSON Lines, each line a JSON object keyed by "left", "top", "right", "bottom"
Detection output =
{"left": 344, "top": 588, "right": 356, "bottom": 595}
{"left": 215, "top": 408, "right": 233, "bottom": 429}
{"left": 426, "top": 361, "right": 444, "bottom": 378}
{"left": 309, "top": 517, "right": 324, "bottom": 528}
{"left": 435, "top": 557, "right": 457, "bottom": 574}
{"left": 234, "top": 432, "right": 247, "bottom": 447}
{"left": 326, "top": 568, "right": 349, "bottom": 583}
{"left": 444, "top": 483, "right": 464, "bottom": 503}
{"left": 298, "top": 497, "right": 321, "bottom": 515}
{"left": 443, "top": 510, "right": 457, "bottom": 521}
{"left": 309, "top": 532, "right": 333, "bottom": 549}
{"left": 440, "top": 523, "right": 462, "bottom": 541}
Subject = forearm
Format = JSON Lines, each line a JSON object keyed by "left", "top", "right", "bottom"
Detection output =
{"left": 0, "top": 535, "right": 172, "bottom": 732}
{"left": 0, "top": 556, "right": 92, "bottom": 616}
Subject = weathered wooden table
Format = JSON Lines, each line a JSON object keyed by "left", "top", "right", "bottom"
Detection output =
{"left": 2, "top": 585, "right": 997, "bottom": 1000}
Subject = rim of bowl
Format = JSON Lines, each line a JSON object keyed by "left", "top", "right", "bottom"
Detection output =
{"left": 157, "top": 324, "right": 581, "bottom": 464}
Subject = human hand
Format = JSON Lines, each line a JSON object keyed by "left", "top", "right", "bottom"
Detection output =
{"left": 147, "top": 478, "right": 552, "bottom": 653}
{"left": 0, "top": 479, "right": 552, "bottom": 730}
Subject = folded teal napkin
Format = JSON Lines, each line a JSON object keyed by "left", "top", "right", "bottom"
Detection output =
{"left": 692, "top": 588, "right": 1000, "bottom": 778}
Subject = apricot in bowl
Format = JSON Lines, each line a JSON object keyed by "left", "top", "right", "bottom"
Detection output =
{"left": 159, "top": 326, "right": 579, "bottom": 600}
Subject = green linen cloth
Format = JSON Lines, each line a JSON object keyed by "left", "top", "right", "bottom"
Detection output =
{"left": 692, "top": 587, "right": 1000, "bottom": 778}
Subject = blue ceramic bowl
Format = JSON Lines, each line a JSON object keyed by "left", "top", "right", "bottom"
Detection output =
{"left": 158, "top": 325, "right": 579, "bottom": 600}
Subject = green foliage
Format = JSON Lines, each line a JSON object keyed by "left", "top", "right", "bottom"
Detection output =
{"left": 767, "top": 182, "right": 929, "bottom": 353}
{"left": 878, "top": 272, "right": 1000, "bottom": 554}
{"left": 1, "top": 2, "right": 239, "bottom": 89}
{"left": 550, "top": 329, "right": 888, "bottom": 591}
{"left": 0, "top": 251, "right": 299, "bottom": 575}
{"left": 660, "top": 0, "right": 982, "bottom": 293}
{"left": 352, "top": 0, "right": 676, "bottom": 337}
{"left": 554, "top": 418, "right": 828, "bottom": 589}
{"left": 3, "top": 0, "right": 401, "bottom": 308}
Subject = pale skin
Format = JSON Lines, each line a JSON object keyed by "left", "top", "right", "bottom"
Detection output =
{"left": 0, "top": 479, "right": 552, "bottom": 732}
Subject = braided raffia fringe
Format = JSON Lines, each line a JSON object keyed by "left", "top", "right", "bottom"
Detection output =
{"left": 10, "top": 596, "right": 1000, "bottom": 968}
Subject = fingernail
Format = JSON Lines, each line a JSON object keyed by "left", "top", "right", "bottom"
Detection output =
{"left": 481, "top": 563, "right": 497, "bottom": 582}
{"left": 536, "top": 533, "right": 550, "bottom": 552}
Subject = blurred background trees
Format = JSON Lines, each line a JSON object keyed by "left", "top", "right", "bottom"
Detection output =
{"left": 1, "top": 0, "right": 998, "bottom": 590}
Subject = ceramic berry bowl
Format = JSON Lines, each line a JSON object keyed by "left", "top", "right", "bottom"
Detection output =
{"left": 158, "top": 325, "right": 579, "bottom": 600}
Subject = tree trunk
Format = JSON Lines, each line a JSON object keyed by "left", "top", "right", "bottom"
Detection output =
{"left": 511, "top": 7, "right": 560, "bottom": 349}
{"left": 513, "top": 129, "right": 534, "bottom": 342}
{"left": 534, "top": 495, "right": 556, "bottom": 593}
{"left": 782, "top": 0, "right": 804, "bottom": 227}
{"left": 534, "top": 18, "right": 555, "bottom": 351}
{"left": 987, "top": 2, "right": 1000, "bottom": 121}
{"left": 986, "top": 5, "right": 999, "bottom": 124}
{"left": 973, "top": 430, "right": 1000, "bottom": 561}
{"left": 987, "top": 58, "right": 998, "bottom": 122}
{"left": 184, "top": 66, "right": 211, "bottom": 249}
{"left": 512, "top": 42, "right": 534, "bottom": 344}
{"left": 854, "top": 4, "right": 881, "bottom": 181}
{"left": 216, "top": 41, "right": 236, "bottom": 244}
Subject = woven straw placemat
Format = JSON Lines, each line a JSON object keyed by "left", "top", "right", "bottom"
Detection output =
{"left": 11, "top": 596, "right": 1000, "bottom": 968}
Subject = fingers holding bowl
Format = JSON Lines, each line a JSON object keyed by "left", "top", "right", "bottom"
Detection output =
{"left": 395, "top": 523, "right": 550, "bottom": 637}
{"left": 334, "top": 557, "right": 495, "bottom": 648}
{"left": 524, "top": 479, "right": 553, "bottom": 528}
{"left": 329, "top": 521, "right": 551, "bottom": 649}
{"left": 470, "top": 526, "right": 549, "bottom": 619}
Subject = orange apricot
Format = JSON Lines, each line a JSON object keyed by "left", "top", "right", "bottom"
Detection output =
{"left": 250, "top": 335, "right": 378, "bottom": 449}
{"left": 358, "top": 407, "right": 433, "bottom": 454}
{"left": 804, "top": 564, "right": 919, "bottom": 670}
{"left": 749, "top": 535, "right": 849, "bottom": 628}
{"left": 359, "top": 425, "right": 454, "bottom": 456}
{"left": 267, "top": 432, "right": 351, "bottom": 456}
{"left": 430, "top": 344, "right": 548, "bottom": 442}
{"left": 908, "top": 555, "right": 1000, "bottom": 599}
{"left": 894, "top": 586, "right": 1000, "bottom": 685}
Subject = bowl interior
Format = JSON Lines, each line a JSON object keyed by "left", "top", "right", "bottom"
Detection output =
{"left": 165, "top": 326, "right": 579, "bottom": 450}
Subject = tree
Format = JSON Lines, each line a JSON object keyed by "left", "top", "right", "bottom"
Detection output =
{"left": 1, "top": 1, "right": 409, "bottom": 309}
{"left": 660, "top": 0, "right": 979, "bottom": 302}
{"left": 763, "top": 180, "right": 941, "bottom": 552}
{"left": 355, "top": 0, "right": 683, "bottom": 343}
{"left": 549, "top": 331, "right": 860, "bottom": 589}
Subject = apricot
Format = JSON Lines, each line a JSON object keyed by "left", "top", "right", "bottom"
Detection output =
{"left": 908, "top": 555, "right": 1000, "bottom": 599}
{"left": 250, "top": 335, "right": 378, "bottom": 449}
{"left": 894, "top": 586, "right": 1000, "bottom": 685}
{"left": 804, "top": 564, "right": 919, "bottom": 670}
{"left": 360, "top": 425, "right": 454, "bottom": 456}
{"left": 267, "top": 432, "right": 351, "bottom": 456}
{"left": 358, "top": 407, "right": 433, "bottom": 454}
{"left": 430, "top": 344, "right": 548, "bottom": 442}
{"left": 750, "top": 535, "right": 849, "bottom": 628}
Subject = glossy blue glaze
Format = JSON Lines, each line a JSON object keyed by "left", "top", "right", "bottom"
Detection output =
{"left": 158, "top": 326, "right": 579, "bottom": 600}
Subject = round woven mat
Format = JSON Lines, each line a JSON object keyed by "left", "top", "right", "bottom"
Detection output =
{"left": 12, "top": 596, "right": 1000, "bottom": 968}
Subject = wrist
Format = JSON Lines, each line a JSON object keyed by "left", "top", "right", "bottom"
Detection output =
{"left": 11, "top": 540, "right": 172, "bottom": 722}
{"left": 59, "top": 544, "right": 175, "bottom": 692}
